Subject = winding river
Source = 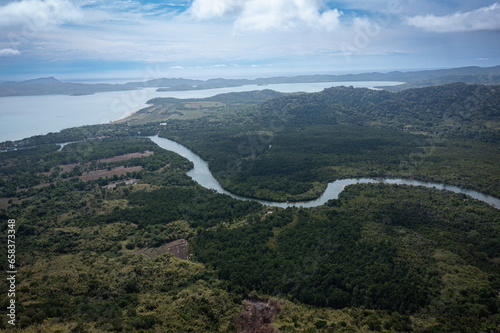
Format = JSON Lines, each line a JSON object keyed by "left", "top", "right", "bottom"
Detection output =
{"left": 149, "top": 136, "right": 500, "bottom": 209}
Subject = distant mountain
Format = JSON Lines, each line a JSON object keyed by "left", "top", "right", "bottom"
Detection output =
{"left": 1, "top": 66, "right": 499, "bottom": 97}
{"left": 122, "top": 78, "right": 205, "bottom": 89}
{"left": 21, "top": 76, "right": 61, "bottom": 85}
{"left": 380, "top": 73, "right": 500, "bottom": 91}
{"left": 0, "top": 77, "right": 138, "bottom": 97}
{"left": 147, "top": 89, "right": 286, "bottom": 106}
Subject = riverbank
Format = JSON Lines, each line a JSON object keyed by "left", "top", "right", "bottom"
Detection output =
{"left": 149, "top": 135, "right": 500, "bottom": 209}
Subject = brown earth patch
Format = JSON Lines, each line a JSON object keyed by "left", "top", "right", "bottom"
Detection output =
{"left": 235, "top": 299, "right": 281, "bottom": 333}
{"left": 79, "top": 166, "right": 143, "bottom": 181}
{"left": 33, "top": 183, "right": 51, "bottom": 189}
{"left": 51, "top": 151, "right": 153, "bottom": 175}
{"left": 98, "top": 151, "right": 154, "bottom": 163}
{"left": 0, "top": 198, "right": 15, "bottom": 209}
{"left": 26, "top": 167, "right": 142, "bottom": 192}
{"left": 136, "top": 239, "right": 189, "bottom": 260}
{"left": 60, "top": 164, "right": 78, "bottom": 173}
{"left": 0, "top": 197, "right": 28, "bottom": 209}
{"left": 27, "top": 152, "right": 152, "bottom": 192}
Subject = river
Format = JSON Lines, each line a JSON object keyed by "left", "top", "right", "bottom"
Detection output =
{"left": 148, "top": 136, "right": 500, "bottom": 209}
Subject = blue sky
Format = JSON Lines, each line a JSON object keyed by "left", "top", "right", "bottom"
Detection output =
{"left": 0, "top": 0, "right": 499, "bottom": 81}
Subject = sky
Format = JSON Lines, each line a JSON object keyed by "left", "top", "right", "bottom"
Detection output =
{"left": 0, "top": 0, "right": 499, "bottom": 82}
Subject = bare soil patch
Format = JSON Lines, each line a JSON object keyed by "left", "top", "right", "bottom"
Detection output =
{"left": 0, "top": 198, "right": 14, "bottom": 209}
{"left": 0, "top": 197, "right": 27, "bottom": 209}
{"left": 136, "top": 239, "right": 189, "bottom": 260}
{"left": 98, "top": 151, "right": 154, "bottom": 163}
{"left": 60, "top": 163, "right": 78, "bottom": 173}
{"left": 52, "top": 151, "right": 152, "bottom": 176}
{"left": 79, "top": 166, "right": 143, "bottom": 181}
{"left": 235, "top": 299, "right": 281, "bottom": 333}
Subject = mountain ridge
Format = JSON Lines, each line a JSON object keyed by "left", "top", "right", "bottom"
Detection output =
{"left": 1, "top": 65, "right": 500, "bottom": 97}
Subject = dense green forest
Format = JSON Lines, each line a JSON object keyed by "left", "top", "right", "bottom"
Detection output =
{"left": 195, "top": 183, "right": 500, "bottom": 331}
{"left": 1, "top": 83, "right": 499, "bottom": 332}
{"left": 158, "top": 83, "right": 500, "bottom": 201}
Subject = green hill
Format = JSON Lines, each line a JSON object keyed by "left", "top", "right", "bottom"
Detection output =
{"left": 1, "top": 83, "right": 499, "bottom": 332}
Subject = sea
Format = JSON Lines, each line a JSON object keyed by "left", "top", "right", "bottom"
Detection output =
{"left": 0, "top": 81, "right": 402, "bottom": 143}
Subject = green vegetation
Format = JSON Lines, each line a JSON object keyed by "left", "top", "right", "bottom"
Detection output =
{"left": 0, "top": 83, "right": 499, "bottom": 332}
{"left": 0, "top": 137, "right": 192, "bottom": 198}
{"left": 0, "top": 137, "right": 264, "bottom": 331}
{"left": 159, "top": 83, "right": 500, "bottom": 201}
{"left": 194, "top": 184, "right": 500, "bottom": 331}
{"left": 8, "top": 251, "right": 242, "bottom": 332}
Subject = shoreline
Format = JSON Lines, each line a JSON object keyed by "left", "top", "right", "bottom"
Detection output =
{"left": 111, "top": 108, "right": 140, "bottom": 123}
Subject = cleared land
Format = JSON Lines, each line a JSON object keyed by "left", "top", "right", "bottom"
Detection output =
{"left": 98, "top": 151, "right": 153, "bottom": 163}
{"left": 136, "top": 238, "right": 189, "bottom": 260}
{"left": 79, "top": 166, "right": 143, "bottom": 181}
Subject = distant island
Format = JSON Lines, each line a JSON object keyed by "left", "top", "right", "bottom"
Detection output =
{"left": 1, "top": 65, "right": 500, "bottom": 97}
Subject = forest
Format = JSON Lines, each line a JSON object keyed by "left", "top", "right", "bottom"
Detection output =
{"left": 194, "top": 183, "right": 500, "bottom": 330}
{"left": 0, "top": 82, "right": 499, "bottom": 332}
{"left": 158, "top": 83, "right": 500, "bottom": 201}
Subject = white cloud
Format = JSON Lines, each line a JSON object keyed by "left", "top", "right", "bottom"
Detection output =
{"left": 0, "top": 0, "right": 83, "bottom": 28}
{"left": 405, "top": 2, "right": 500, "bottom": 33}
{"left": 0, "top": 48, "right": 21, "bottom": 56}
{"left": 189, "top": 0, "right": 342, "bottom": 31}
{"left": 189, "top": 0, "right": 240, "bottom": 19}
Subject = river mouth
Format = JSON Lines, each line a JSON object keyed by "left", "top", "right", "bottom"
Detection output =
{"left": 149, "top": 135, "right": 500, "bottom": 209}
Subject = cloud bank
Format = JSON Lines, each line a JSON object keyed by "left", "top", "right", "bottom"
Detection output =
{"left": 405, "top": 2, "right": 500, "bottom": 33}
{"left": 0, "top": 48, "right": 21, "bottom": 56}
{"left": 189, "top": 0, "right": 342, "bottom": 31}
{"left": 0, "top": 0, "right": 82, "bottom": 28}
{"left": 1, "top": 0, "right": 499, "bottom": 79}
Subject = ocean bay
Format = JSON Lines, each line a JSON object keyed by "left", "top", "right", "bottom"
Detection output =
{"left": 0, "top": 81, "right": 402, "bottom": 142}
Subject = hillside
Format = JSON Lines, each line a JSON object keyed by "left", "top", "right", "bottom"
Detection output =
{"left": 0, "top": 83, "right": 499, "bottom": 332}
{"left": 156, "top": 83, "right": 500, "bottom": 201}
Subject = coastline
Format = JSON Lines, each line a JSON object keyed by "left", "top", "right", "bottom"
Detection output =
{"left": 111, "top": 108, "right": 141, "bottom": 123}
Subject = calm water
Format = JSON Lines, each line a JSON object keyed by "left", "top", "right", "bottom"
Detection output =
{"left": 0, "top": 81, "right": 402, "bottom": 142}
{"left": 149, "top": 136, "right": 500, "bottom": 209}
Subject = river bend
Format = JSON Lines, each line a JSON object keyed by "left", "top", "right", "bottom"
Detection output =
{"left": 150, "top": 135, "right": 500, "bottom": 209}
